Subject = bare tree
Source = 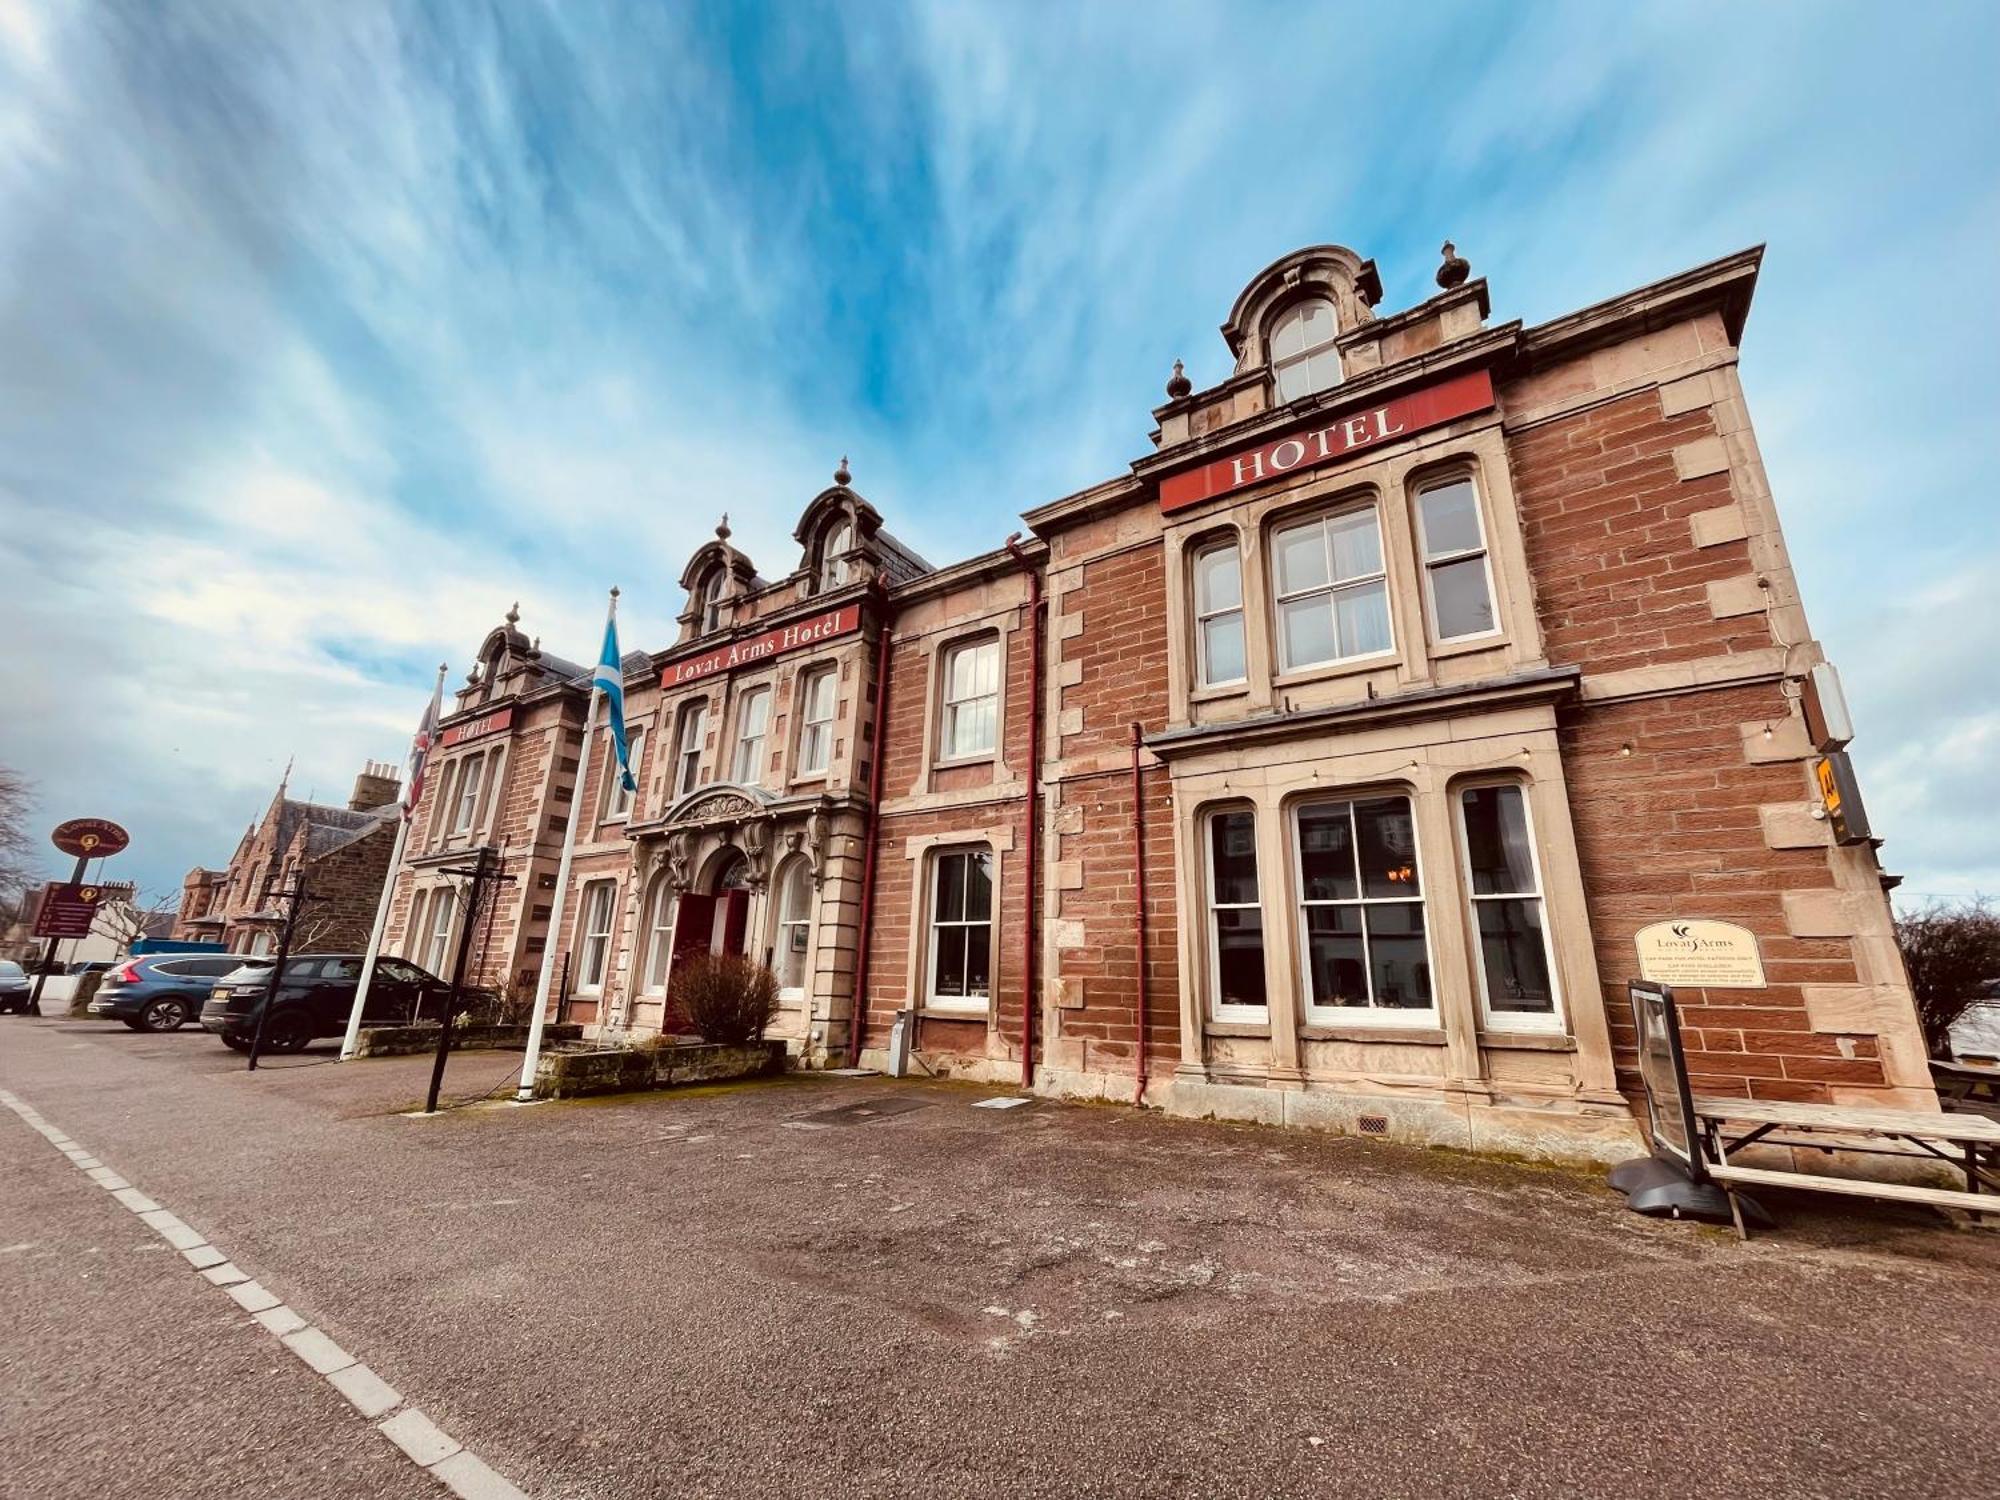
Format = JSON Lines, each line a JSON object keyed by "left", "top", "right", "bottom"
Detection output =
{"left": 95, "top": 889, "right": 183, "bottom": 954}
{"left": 0, "top": 766, "right": 36, "bottom": 904}
{"left": 1894, "top": 897, "right": 2000, "bottom": 1058}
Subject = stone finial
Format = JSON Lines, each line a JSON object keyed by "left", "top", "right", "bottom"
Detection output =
{"left": 1436, "top": 240, "right": 1470, "bottom": 290}
{"left": 835, "top": 455, "right": 851, "bottom": 486}
{"left": 716, "top": 512, "right": 731, "bottom": 542}
{"left": 1165, "top": 359, "right": 1192, "bottom": 401}
{"left": 505, "top": 601, "right": 520, "bottom": 626}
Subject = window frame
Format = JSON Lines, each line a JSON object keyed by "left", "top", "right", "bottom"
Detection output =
{"left": 1414, "top": 472, "right": 1501, "bottom": 646}
{"left": 1192, "top": 536, "right": 1248, "bottom": 690}
{"left": 1454, "top": 779, "right": 1565, "bottom": 1033}
{"left": 639, "top": 875, "right": 676, "bottom": 996}
{"left": 602, "top": 726, "right": 645, "bottom": 822}
{"left": 938, "top": 635, "right": 1001, "bottom": 763}
{"left": 925, "top": 844, "right": 995, "bottom": 1014}
{"left": 817, "top": 519, "right": 854, "bottom": 592}
{"left": 698, "top": 569, "right": 726, "bottom": 634}
{"left": 1291, "top": 792, "right": 1439, "bottom": 1026}
{"left": 673, "top": 700, "right": 708, "bottom": 799}
{"left": 1203, "top": 805, "right": 1268, "bottom": 1025}
{"left": 422, "top": 888, "right": 456, "bottom": 978}
{"left": 576, "top": 878, "right": 617, "bottom": 994}
{"left": 732, "top": 686, "right": 771, "bottom": 785}
{"left": 795, "top": 665, "right": 837, "bottom": 778}
{"left": 1268, "top": 296, "right": 1342, "bottom": 404}
{"left": 1269, "top": 502, "right": 1396, "bottom": 676}
{"left": 773, "top": 855, "right": 814, "bottom": 998}
{"left": 450, "top": 752, "right": 485, "bottom": 836}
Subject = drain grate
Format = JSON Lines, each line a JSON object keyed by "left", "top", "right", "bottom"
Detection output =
{"left": 1357, "top": 1115, "right": 1389, "bottom": 1136}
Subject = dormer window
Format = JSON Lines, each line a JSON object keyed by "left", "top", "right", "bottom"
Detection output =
{"left": 1270, "top": 297, "right": 1341, "bottom": 404}
{"left": 698, "top": 569, "right": 725, "bottom": 634}
{"left": 817, "top": 519, "right": 854, "bottom": 592}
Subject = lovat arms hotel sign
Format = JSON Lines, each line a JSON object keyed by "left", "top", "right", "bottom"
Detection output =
{"left": 665, "top": 604, "right": 862, "bottom": 687}
{"left": 1160, "top": 370, "right": 1496, "bottom": 514}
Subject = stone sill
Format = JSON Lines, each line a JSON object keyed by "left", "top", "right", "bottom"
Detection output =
{"left": 1477, "top": 1031, "right": 1577, "bottom": 1052}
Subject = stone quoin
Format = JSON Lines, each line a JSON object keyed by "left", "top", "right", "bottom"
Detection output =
{"left": 377, "top": 240, "right": 1933, "bottom": 1161}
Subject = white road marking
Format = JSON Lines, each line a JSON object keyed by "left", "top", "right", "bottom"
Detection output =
{"left": 0, "top": 1088, "right": 533, "bottom": 1499}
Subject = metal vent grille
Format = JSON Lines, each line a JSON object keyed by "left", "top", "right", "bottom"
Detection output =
{"left": 1357, "top": 1115, "right": 1389, "bottom": 1136}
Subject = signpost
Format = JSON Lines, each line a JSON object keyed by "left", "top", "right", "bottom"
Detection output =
{"left": 22, "top": 818, "right": 130, "bottom": 1016}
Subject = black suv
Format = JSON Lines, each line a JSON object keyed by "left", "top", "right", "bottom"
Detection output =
{"left": 200, "top": 954, "right": 467, "bottom": 1053}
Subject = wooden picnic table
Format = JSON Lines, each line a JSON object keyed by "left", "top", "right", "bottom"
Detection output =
{"left": 1691, "top": 1095, "right": 2000, "bottom": 1238}
{"left": 1930, "top": 1058, "right": 2000, "bottom": 1111}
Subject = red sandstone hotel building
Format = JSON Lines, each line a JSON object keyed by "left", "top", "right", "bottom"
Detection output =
{"left": 382, "top": 241, "right": 1931, "bottom": 1160}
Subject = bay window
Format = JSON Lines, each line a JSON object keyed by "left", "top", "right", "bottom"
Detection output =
{"left": 1205, "top": 808, "right": 1266, "bottom": 1019}
{"left": 1416, "top": 476, "right": 1497, "bottom": 642}
{"left": 927, "top": 846, "right": 993, "bottom": 1011}
{"left": 1457, "top": 783, "right": 1560, "bottom": 1025}
{"left": 1272, "top": 506, "right": 1391, "bottom": 672}
{"left": 1294, "top": 795, "right": 1432, "bottom": 1018}
{"left": 940, "top": 637, "right": 999, "bottom": 760}
{"left": 733, "top": 687, "right": 770, "bottom": 785}
{"left": 1193, "top": 539, "right": 1247, "bottom": 688}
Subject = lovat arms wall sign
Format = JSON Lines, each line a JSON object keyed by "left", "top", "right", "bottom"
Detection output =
{"left": 1634, "top": 919, "right": 1767, "bottom": 989}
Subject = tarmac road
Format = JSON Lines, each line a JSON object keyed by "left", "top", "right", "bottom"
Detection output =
{"left": 3, "top": 1016, "right": 1997, "bottom": 1499}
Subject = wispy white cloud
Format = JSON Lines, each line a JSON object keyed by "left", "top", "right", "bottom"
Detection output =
{"left": 0, "top": 0, "right": 1995, "bottom": 906}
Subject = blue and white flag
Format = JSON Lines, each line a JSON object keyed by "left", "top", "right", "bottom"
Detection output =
{"left": 595, "top": 605, "right": 636, "bottom": 793}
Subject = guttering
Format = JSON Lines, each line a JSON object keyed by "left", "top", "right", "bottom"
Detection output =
{"left": 1003, "top": 534, "right": 1043, "bottom": 1091}
{"left": 846, "top": 587, "right": 897, "bottom": 1068}
{"left": 1129, "top": 722, "right": 1149, "bottom": 1106}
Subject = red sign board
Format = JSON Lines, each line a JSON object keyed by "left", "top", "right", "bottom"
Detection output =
{"left": 32, "top": 882, "right": 107, "bottom": 939}
{"left": 664, "top": 604, "right": 862, "bottom": 687}
{"left": 51, "top": 818, "right": 129, "bottom": 859}
{"left": 439, "top": 705, "right": 515, "bottom": 748}
{"left": 1159, "top": 369, "right": 1497, "bottom": 515}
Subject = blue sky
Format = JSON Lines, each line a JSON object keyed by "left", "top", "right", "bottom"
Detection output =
{"left": 1, "top": 0, "right": 1996, "bottom": 904}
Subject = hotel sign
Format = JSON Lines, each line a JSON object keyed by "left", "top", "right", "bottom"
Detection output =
{"left": 1159, "top": 369, "right": 1496, "bottom": 515}
{"left": 1635, "top": 920, "right": 1766, "bottom": 989}
{"left": 33, "top": 881, "right": 107, "bottom": 939}
{"left": 439, "top": 705, "right": 515, "bottom": 748}
{"left": 665, "top": 604, "right": 862, "bottom": 687}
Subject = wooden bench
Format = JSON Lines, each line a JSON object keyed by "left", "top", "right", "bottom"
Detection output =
{"left": 1693, "top": 1095, "right": 2000, "bottom": 1238}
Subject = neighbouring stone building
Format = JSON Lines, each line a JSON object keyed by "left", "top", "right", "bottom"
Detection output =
{"left": 381, "top": 240, "right": 1933, "bottom": 1161}
{"left": 175, "top": 762, "right": 402, "bottom": 955}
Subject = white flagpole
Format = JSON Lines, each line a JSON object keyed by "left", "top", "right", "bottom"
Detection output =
{"left": 341, "top": 662, "right": 448, "bottom": 1060}
{"left": 516, "top": 590, "right": 615, "bottom": 1102}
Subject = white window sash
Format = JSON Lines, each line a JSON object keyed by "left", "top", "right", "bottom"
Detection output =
{"left": 1194, "top": 542, "right": 1247, "bottom": 688}
{"left": 798, "top": 670, "right": 835, "bottom": 774}
{"left": 734, "top": 690, "right": 769, "bottom": 784}
{"left": 1457, "top": 784, "right": 1564, "bottom": 1032}
{"left": 675, "top": 704, "right": 706, "bottom": 797}
{"left": 577, "top": 882, "right": 615, "bottom": 992}
{"left": 1417, "top": 479, "right": 1500, "bottom": 643}
{"left": 1292, "top": 799, "right": 1438, "bottom": 1025}
{"left": 1272, "top": 509, "right": 1393, "bottom": 673}
{"left": 1205, "top": 810, "right": 1265, "bottom": 1023}
{"left": 926, "top": 849, "right": 993, "bottom": 1011}
{"left": 940, "top": 640, "right": 999, "bottom": 759}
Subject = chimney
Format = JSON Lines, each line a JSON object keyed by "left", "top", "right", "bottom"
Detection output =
{"left": 349, "top": 760, "right": 401, "bottom": 812}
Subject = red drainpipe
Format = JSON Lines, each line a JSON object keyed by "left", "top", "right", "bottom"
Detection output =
{"left": 1129, "top": 722, "right": 1150, "bottom": 1105}
{"left": 1004, "top": 535, "right": 1042, "bottom": 1090}
{"left": 847, "top": 589, "right": 896, "bottom": 1068}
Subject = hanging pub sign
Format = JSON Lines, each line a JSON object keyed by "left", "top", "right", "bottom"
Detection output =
{"left": 664, "top": 603, "right": 862, "bottom": 687}
{"left": 32, "top": 881, "right": 106, "bottom": 939}
{"left": 1813, "top": 751, "right": 1872, "bottom": 846}
{"left": 1159, "top": 369, "right": 1496, "bottom": 515}
{"left": 51, "top": 818, "right": 129, "bottom": 859}
{"left": 440, "top": 705, "right": 515, "bottom": 748}
{"left": 1635, "top": 919, "right": 1766, "bottom": 989}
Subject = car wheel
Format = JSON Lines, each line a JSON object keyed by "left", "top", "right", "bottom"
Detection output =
{"left": 220, "top": 1034, "right": 251, "bottom": 1053}
{"left": 265, "top": 1014, "right": 313, "bottom": 1053}
{"left": 140, "top": 997, "right": 191, "bottom": 1033}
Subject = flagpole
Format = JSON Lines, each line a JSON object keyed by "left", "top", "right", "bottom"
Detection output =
{"left": 516, "top": 589, "right": 617, "bottom": 1102}
{"left": 341, "top": 662, "right": 449, "bottom": 1060}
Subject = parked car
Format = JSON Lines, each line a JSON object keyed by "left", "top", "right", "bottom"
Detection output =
{"left": 87, "top": 954, "right": 247, "bottom": 1032}
{"left": 0, "top": 960, "right": 31, "bottom": 1014}
{"left": 200, "top": 954, "right": 476, "bottom": 1053}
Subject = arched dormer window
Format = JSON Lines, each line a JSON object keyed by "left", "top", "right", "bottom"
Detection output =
{"left": 697, "top": 569, "right": 726, "bottom": 634}
{"left": 1270, "top": 297, "right": 1341, "bottom": 403}
{"left": 817, "top": 518, "right": 854, "bottom": 593}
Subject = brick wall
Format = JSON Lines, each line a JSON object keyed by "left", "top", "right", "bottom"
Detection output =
{"left": 1058, "top": 543, "right": 1171, "bottom": 759}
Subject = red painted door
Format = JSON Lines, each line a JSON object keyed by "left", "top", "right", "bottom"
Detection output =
{"left": 721, "top": 889, "right": 750, "bottom": 957}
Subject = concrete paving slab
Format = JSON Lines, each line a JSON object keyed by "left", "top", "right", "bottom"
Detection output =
{"left": 326, "top": 1361, "right": 402, "bottom": 1419}
{"left": 378, "top": 1407, "right": 462, "bottom": 1466}
{"left": 281, "top": 1325, "right": 357, "bottom": 1375}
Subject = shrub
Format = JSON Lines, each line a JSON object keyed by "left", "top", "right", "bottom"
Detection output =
{"left": 667, "top": 953, "right": 779, "bottom": 1045}
{"left": 1894, "top": 896, "right": 2000, "bottom": 1058}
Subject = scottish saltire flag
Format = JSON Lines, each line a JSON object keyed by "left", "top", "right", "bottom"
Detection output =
{"left": 402, "top": 668, "right": 445, "bottom": 822}
{"left": 596, "top": 608, "right": 636, "bottom": 793}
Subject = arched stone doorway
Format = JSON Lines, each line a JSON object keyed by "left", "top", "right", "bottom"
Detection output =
{"left": 675, "top": 846, "right": 753, "bottom": 964}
